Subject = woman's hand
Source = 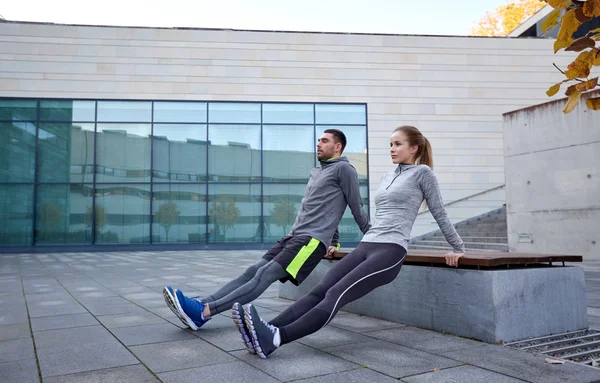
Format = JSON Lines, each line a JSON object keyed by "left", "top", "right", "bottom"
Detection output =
{"left": 444, "top": 252, "right": 464, "bottom": 267}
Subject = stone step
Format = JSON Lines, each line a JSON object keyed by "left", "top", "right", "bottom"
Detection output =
{"left": 408, "top": 244, "right": 506, "bottom": 252}
{"left": 411, "top": 240, "right": 508, "bottom": 251}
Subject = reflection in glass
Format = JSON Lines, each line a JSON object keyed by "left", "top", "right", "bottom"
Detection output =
{"left": 263, "top": 125, "right": 314, "bottom": 182}
{"left": 0, "top": 121, "right": 36, "bottom": 183}
{"left": 315, "top": 104, "right": 366, "bottom": 125}
{"left": 208, "top": 184, "right": 260, "bottom": 243}
{"left": 0, "top": 184, "right": 33, "bottom": 245}
{"left": 38, "top": 123, "right": 95, "bottom": 183}
{"left": 153, "top": 124, "right": 207, "bottom": 182}
{"left": 263, "top": 184, "right": 304, "bottom": 242}
{"left": 208, "top": 103, "right": 261, "bottom": 124}
{"left": 40, "top": 100, "right": 95, "bottom": 122}
{"left": 317, "top": 125, "right": 368, "bottom": 181}
{"left": 35, "top": 184, "right": 93, "bottom": 245}
{"left": 152, "top": 184, "right": 206, "bottom": 243}
{"left": 0, "top": 99, "right": 37, "bottom": 121}
{"left": 262, "top": 103, "right": 313, "bottom": 124}
{"left": 96, "top": 124, "right": 151, "bottom": 182}
{"left": 94, "top": 184, "right": 151, "bottom": 244}
{"left": 154, "top": 102, "right": 207, "bottom": 123}
{"left": 208, "top": 125, "right": 260, "bottom": 182}
{"left": 338, "top": 184, "right": 370, "bottom": 244}
{"left": 97, "top": 101, "right": 152, "bottom": 122}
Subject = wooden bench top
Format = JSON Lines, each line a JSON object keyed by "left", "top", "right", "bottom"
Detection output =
{"left": 331, "top": 249, "right": 582, "bottom": 268}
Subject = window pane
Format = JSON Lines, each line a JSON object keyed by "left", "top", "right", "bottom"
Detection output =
{"left": 263, "top": 184, "right": 304, "bottom": 243}
{"left": 0, "top": 121, "right": 36, "bottom": 182}
{"left": 94, "top": 184, "right": 151, "bottom": 244}
{"left": 315, "top": 104, "right": 366, "bottom": 125}
{"left": 208, "top": 184, "right": 260, "bottom": 243}
{"left": 0, "top": 184, "right": 33, "bottom": 245}
{"left": 97, "top": 101, "right": 151, "bottom": 122}
{"left": 40, "top": 100, "right": 95, "bottom": 122}
{"left": 338, "top": 184, "right": 370, "bottom": 244}
{"left": 96, "top": 124, "right": 151, "bottom": 182}
{"left": 0, "top": 99, "right": 37, "bottom": 121}
{"left": 154, "top": 102, "right": 207, "bottom": 123}
{"left": 208, "top": 125, "right": 260, "bottom": 182}
{"left": 262, "top": 104, "right": 313, "bottom": 124}
{"left": 263, "top": 125, "right": 313, "bottom": 182}
{"left": 153, "top": 124, "right": 207, "bottom": 182}
{"left": 38, "top": 123, "right": 95, "bottom": 183}
{"left": 208, "top": 103, "right": 260, "bottom": 123}
{"left": 318, "top": 125, "right": 368, "bottom": 181}
{"left": 35, "top": 184, "right": 93, "bottom": 245}
{"left": 152, "top": 184, "right": 206, "bottom": 243}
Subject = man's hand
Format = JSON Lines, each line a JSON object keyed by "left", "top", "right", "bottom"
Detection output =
{"left": 324, "top": 246, "right": 337, "bottom": 259}
{"left": 444, "top": 252, "right": 464, "bottom": 267}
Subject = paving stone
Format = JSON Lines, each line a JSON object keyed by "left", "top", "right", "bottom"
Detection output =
{"left": 37, "top": 340, "right": 138, "bottom": 377}
{"left": 0, "top": 303, "right": 28, "bottom": 325}
{"left": 34, "top": 326, "right": 116, "bottom": 351}
{"left": 96, "top": 313, "right": 167, "bottom": 329}
{"left": 158, "top": 360, "right": 279, "bottom": 383}
{"left": 31, "top": 313, "right": 99, "bottom": 332}
{"left": 297, "top": 325, "right": 374, "bottom": 350}
{"left": 26, "top": 299, "right": 88, "bottom": 318}
{"left": 129, "top": 338, "right": 235, "bottom": 373}
{"left": 0, "top": 323, "right": 31, "bottom": 341}
{"left": 231, "top": 342, "right": 359, "bottom": 381}
{"left": 323, "top": 340, "right": 462, "bottom": 379}
{"left": 365, "top": 326, "right": 485, "bottom": 354}
{"left": 438, "top": 344, "right": 600, "bottom": 383}
{"left": 0, "top": 358, "right": 40, "bottom": 383}
{"left": 295, "top": 368, "right": 399, "bottom": 383}
{"left": 111, "top": 323, "right": 197, "bottom": 346}
{"left": 402, "top": 365, "right": 525, "bottom": 383}
{"left": 327, "top": 313, "right": 406, "bottom": 333}
{"left": 43, "top": 364, "right": 159, "bottom": 383}
{"left": 0, "top": 338, "right": 35, "bottom": 363}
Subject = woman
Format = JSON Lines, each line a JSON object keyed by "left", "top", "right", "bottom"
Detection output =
{"left": 233, "top": 126, "right": 465, "bottom": 358}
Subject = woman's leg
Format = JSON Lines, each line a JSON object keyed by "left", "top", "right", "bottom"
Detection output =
{"left": 269, "top": 244, "right": 370, "bottom": 327}
{"left": 278, "top": 243, "right": 405, "bottom": 344}
{"left": 201, "top": 259, "right": 269, "bottom": 303}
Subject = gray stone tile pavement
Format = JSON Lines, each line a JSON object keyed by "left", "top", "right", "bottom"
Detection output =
{"left": 0, "top": 251, "right": 599, "bottom": 382}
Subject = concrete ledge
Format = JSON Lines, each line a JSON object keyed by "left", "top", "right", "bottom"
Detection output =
{"left": 279, "top": 261, "right": 588, "bottom": 343}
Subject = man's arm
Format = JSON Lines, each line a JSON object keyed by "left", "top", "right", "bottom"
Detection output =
{"left": 338, "top": 164, "right": 371, "bottom": 234}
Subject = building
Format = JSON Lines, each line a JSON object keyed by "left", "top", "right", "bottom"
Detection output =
{"left": 0, "top": 20, "right": 571, "bottom": 252}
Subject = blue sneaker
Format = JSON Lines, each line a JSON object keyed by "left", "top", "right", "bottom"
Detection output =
{"left": 163, "top": 286, "right": 180, "bottom": 320}
{"left": 174, "top": 289, "right": 211, "bottom": 331}
{"left": 232, "top": 302, "right": 255, "bottom": 354}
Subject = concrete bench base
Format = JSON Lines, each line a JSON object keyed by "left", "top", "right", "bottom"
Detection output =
{"left": 279, "top": 261, "right": 588, "bottom": 344}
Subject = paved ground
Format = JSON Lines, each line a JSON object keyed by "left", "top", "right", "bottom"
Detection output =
{"left": 1, "top": 250, "right": 600, "bottom": 383}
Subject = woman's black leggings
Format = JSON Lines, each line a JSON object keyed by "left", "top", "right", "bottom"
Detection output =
{"left": 269, "top": 242, "right": 406, "bottom": 344}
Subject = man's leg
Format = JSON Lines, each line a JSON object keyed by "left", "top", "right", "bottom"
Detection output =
{"left": 207, "top": 260, "right": 288, "bottom": 315}
{"left": 201, "top": 259, "right": 269, "bottom": 303}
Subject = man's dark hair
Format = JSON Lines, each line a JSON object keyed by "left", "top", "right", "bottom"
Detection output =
{"left": 323, "top": 129, "right": 347, "bottom": 154}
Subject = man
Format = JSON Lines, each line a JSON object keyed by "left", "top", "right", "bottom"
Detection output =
{"left": 163, "top": 129, "right": 370, "bottom": 351}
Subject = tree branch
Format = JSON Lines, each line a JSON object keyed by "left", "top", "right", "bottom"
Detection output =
{"left": 553, "top": 63, "right": 586, "bottom": 83}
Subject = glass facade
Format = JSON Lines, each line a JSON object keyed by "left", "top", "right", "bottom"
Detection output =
{"left": 0, "top": 99, "right": 368, "bottom": 249}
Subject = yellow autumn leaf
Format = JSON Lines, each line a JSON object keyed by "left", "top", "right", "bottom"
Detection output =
{"left": 546, "top": 82, "right": 562, "bottom": 96}
{"left": 563, "top": 90, "right": 582, "bottom": 113}
{"left": 575, "top": 77, "right": 599, "bottom": 92}
{"left": 565, "top": 59, "right": 591, "bottom": 79}
{"left": 542, "top": 9, "right": 562, "bottom": 35}
{"left": 593, "top": 49, "right": 600, "bottom": 66}
{"left": 583, "top": 0, "right": 600, "bottom": 17}
{"left": 586, "top": 97, "right": 600, "bottom": 110}
{"left": 554, "top": 9, "right": 582, "bottom": 53}
{"left": 545, "top": 0, "right": 572, "bottom": 10}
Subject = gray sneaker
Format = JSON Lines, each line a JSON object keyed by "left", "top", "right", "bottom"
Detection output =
{"left": 232, "top": 302, "right": 255, "bottom": 354}
{"left": 243, "top": 303, "right": 279, "bottom": 359}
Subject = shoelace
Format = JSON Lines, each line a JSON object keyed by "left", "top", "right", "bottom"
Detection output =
{"left": 260, "top": 318, "right": 277, "bottom": 334}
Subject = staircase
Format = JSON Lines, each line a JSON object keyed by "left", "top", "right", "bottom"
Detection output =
{"left": 410, "top": 206, "right": 508, "bottom": 252}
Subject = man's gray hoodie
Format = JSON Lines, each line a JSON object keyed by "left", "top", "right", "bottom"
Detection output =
{"left": 290, "top": 157, "right": 370, "bottom": 247}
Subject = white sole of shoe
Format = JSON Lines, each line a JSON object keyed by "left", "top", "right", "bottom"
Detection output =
{"left": 232, "top": 303, "right": 256, "bottom": 354}
{"left": 163, "top": 287, "right": 198, "bottom": 331}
